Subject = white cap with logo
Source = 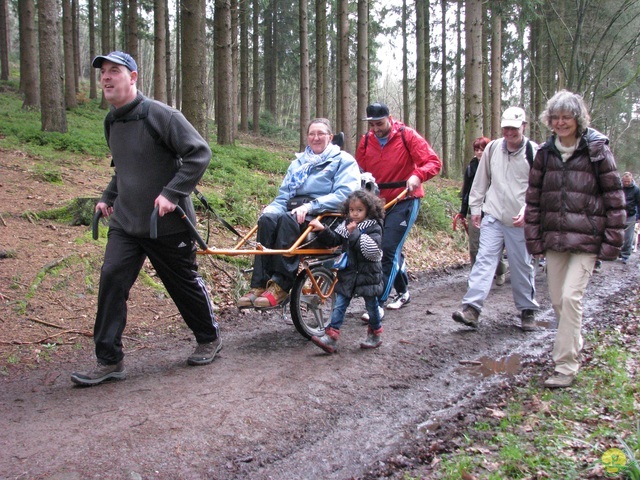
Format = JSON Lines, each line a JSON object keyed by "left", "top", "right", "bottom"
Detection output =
{"left": 501, "top": 107, "right": 526, "bottom": 128}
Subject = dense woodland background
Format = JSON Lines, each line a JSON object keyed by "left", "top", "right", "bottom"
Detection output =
{"left": 0, "top": 0, "right": 639, "bottom": 177}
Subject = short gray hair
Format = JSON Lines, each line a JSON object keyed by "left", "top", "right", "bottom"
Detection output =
{"left": 307, "top": 118, "right": 333, "bottom": 135}
{"left": 539, "top": 90, "right": 591, "bottom": 135}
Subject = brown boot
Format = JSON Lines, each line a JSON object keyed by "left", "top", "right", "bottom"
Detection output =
{"left": 311, "top": 327, "right": 340, "bottom": 354}
{"left": 253, "top": 280, "right": 289, "bottom": 308}
{"left": 237, "top": 287, "right": 266, "bottom": 308}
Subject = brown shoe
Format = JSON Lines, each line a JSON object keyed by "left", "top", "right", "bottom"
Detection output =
{"left": 452, "top": 305, "right": 480, "bottom": 329}
{"left": 253, "top": 280, "right": 289, "bottom": 308}
{"left": 237, "top": 287, "right": 266, "bottom": 307}
{"left": 543, "top": 372, "right": 575, "bottom": 388}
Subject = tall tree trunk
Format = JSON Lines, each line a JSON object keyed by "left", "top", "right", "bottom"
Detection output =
{"left": 100, "top": 0, "right": 111, "bottom": 109}
{"left": 215, "top": 0, "right": 233, "bottom": 144}
{"left": 88, "top": 0, "right": 96, "bottom": 99}
{"left": 38, "top": 0, "right": 67, "bottom": 132}
{"left": 182, "top": 0, "right": 208, "bottom": 137}
{"left": 126, "top": 0, "right": 139, "bottom": 81}
{"left": 490, "top": 3, "right": 501, "bottom": 139}
{"left": 315, "top": 0, "right": 327, "bottom": 118}
{"left": 0, "top": 0, "right": 9, "bottom": 81}
{"left": 356, "top": 0, "right": 368, "bottom": 143}
{"left": 440, "top": 0, "right": 448, "bottom": 178}
{"left": 164, "top": 0, "right": 172, "bottom": 105}
{"left": 401, "top": 0, "right": 409, "bottom": 122}
{"left": 481, "top": 5, "right": 489, "bottom": 136}
{"left": 454, "top": 0, "right": 462, "bottom": 173}
{"left": 153, "top": 0, "right": 167, "bottom": 102}
{"left": 414, "top": 0, "right": 425, "bottom": 135}
{"left": 463, "top": 0, "right": 483, "bottom": 159}
{"left": 299, "top": 0, "right": 309, "bottom": 150}
{"left": 62, "top": 0, "right": 77, "bottom": 108}
{"left": 251, "top": 0, "right": 260, "bottom": 133}
{"left": 337, "top": 0, "right": 351, "bottom": 152}
{"left": 239, "top": 0, "right": 249, "bottom": 132}
{"left": 174, "top": 0, "right": 181, "bottom": 109}
{"left": 423, "top": 1, "right": 431, "bottom": 142}
{"left": 72, "top": 0, "right": 79, "bottom": 93}
{"left": 231, "top": 0, "right": 239, "bottom": 138}
{"left": 19, "top": 0, "right": 40, "bottom": 108}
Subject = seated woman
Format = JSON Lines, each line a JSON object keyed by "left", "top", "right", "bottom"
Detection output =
{"left": 238, "top": 118, "right": 361, "bottom": 308}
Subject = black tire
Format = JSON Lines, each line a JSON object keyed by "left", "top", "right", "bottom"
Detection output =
{"left": 290, "top": 266, "right": 336, "bottom": 339}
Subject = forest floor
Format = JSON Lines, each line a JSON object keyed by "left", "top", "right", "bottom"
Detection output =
{"left": 0, "top": 148, "right": 638, "bottom": 479}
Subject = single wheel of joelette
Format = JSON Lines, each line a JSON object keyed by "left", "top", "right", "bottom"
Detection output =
{"left": 290, "top": 265, "right": 336, "bottom": 339}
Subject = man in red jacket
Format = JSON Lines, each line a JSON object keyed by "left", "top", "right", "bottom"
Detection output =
{"left": 356, "top": 103, "right": 441, "bottom": 319}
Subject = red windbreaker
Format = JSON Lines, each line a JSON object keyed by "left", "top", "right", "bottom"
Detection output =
{"left": 355, "top": 118, "right": 441, "bottom": 203}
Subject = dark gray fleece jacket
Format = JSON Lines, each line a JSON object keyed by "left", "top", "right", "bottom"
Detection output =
{"left": 100, "top": 93, "right": 211, "bottom": 237}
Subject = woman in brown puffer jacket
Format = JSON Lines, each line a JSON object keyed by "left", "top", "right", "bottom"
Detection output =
{"left": 525, "top": 90, "right": 626, "bottom": 389}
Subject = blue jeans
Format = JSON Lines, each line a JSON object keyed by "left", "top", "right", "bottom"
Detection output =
{"left": 329, "top": 293, "right": 381, "bottom": 331}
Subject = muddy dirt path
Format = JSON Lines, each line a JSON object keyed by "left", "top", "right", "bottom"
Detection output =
{"left": 1, "top": 254, "right": 637, "bottom": 480}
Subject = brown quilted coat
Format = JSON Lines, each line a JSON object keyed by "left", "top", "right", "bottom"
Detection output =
{"left": 525, "top": 128, "right": 626, "bottom": 260}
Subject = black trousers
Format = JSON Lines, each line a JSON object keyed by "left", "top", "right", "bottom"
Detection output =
{"left": 250, "top": 212, "right": 304, "bottom": 291}
{"left": 94, "top": 228, "right": 219, "bottom": 365}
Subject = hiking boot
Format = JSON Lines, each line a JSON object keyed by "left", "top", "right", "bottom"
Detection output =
{"left": 360, "top": 306, "right": 385, "bottom": 323}
{"left": 360, "top": 326, "right": 383, "bottom": 349}
{"left": 543, "top": 372, "right": 575, "bottom": 388}
{"left": 452, "top": 305, "right": 479, "bottom": 329}
{"left": 386, "top": 291, "right": 410, "bottom": 310}
{"left": 592, "top": 260, "right": 602, "bottom": 274}
{"left": 70, "top": 360, "right": 126, "bottom": 386}
{"left": 187, "top": 337, "right": 222, "bottom": 366}
{"left": 310, "top": 327, "right": 340, "bottom": 354}
{"left": 237, "top": 287, "right": 266, "bottom": 308}
{"left": 520, "top": 309, "right": 536, "bottom": 331}
{"left": 253, "top": 280, "right": 289, "bottom": 308}
{"left": 495, "top": 273, "right": 506, "bottom": 286}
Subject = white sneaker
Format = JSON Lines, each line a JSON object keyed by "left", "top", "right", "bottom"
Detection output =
{"left": 361, "top": 306, "right": 385, "bottom": 322}
{"left": 386, "top": 291, "right": 410, "bottom": 310}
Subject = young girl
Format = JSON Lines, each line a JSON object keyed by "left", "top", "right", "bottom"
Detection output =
{"left": 308, "top": 189, "right": 385, "bottom": 353}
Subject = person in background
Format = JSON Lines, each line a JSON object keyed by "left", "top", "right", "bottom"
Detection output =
{"left": 308, "top": 189, "right": 386, "bottom": 353}
{"left": 525, "top": 90, "right": 625, "bottom": 388}
{"left": 237, "top": 118, "right": 361, "bottom": 309}
{"left": 71, "top": 51, "right": 221, "bottom": 386}
{"left": 452, "top": 107, "right": 540, "bottom": 331}
{"left": 455, "top": 136, "right": 508, "bottom": 285}
{"left": 356, "top": 102, "right": 441, "bottom": 320}
{"left": 620, "top": 172, "right": 640, "bottom": 264}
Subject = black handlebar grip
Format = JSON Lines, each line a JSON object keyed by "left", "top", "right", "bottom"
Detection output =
{"left": 92, "top": 210, "right": 103, "bottom": 240}
{"left": 150, "top": 205, "right": 208, "bottom": 250}
{"left": 150, "top": 206, "right": 160, "bottom": 239}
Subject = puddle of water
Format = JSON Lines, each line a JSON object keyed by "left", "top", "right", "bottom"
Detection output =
{"left": 457, "top": 354, "right": 522, "bottom": 378}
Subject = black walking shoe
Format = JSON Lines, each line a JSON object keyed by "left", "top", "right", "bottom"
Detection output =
{"left": 187, "top": 337, "right": 222, "bottom": 366}
{"left": 71, "top": 361, "right": 126, "bottom": 386}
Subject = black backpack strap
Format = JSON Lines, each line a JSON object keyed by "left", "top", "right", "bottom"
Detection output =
{"left": 525, "top": 140, "right": 534, "bottom": 168}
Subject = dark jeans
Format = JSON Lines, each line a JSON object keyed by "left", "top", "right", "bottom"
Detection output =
{"left": 380, "top": 198, "right": 420, "bottom": 301}
{"left": 94, "top": 228, "right": 219, "bottom": 365}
